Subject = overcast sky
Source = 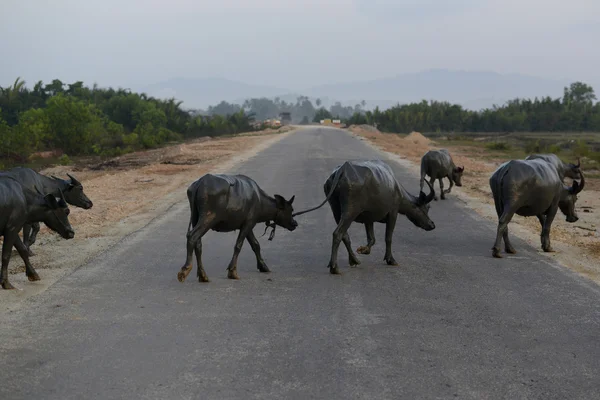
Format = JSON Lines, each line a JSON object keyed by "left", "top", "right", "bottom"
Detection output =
{"left": 1, "top": 0, "right": 599, "bottom": 90}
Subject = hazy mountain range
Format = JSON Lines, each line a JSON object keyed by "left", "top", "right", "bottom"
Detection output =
{"left": 138, "top": 69, "right": 597, "bottom": 111}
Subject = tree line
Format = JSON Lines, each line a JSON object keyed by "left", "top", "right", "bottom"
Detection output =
{"left": 2, "top": 77, "right": 598, "bottom": 166}
{"left": 346, "top": 82, "right": 600, "bottom": 133}
{"left": 0, "top": 78, "right": 256, "bottom": 164}
{"left": 200, "top": 97, "right": 365, "bottom": 124}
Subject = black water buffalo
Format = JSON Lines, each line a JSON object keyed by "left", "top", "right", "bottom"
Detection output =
{"left": 525, "top": 153, "right": 582, "bottom": 181}
{"left": 293, "top": 160, "right": 436, "bottom": 275}
{"left": 489, "top": 159, "right": 584, "bottom": 258}
{"left": 420, "top": 149, "right": 464, "bottom": 200}
{"left": 3, "top": 167, "right": 92, "bottom": 256}
{"left": 0, "top": 177, "right": 75, "bottom": 289}
{"left": 177, "top": 174, "right": 298, "bottom": 282}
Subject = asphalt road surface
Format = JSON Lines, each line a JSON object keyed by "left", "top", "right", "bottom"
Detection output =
{"left": 2, "top": 127, "right": 599, "bottom": 400}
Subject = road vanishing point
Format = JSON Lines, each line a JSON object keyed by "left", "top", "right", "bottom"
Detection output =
{"left": 1, "top": 127, "right": 599, "bottom": 399}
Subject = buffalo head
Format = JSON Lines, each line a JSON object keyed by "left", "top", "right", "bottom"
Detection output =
{"left": 405, "top": 179, "right": 436, "bottom": 231}
{"left": 559, "top": 169, "right": 585, "bottom": 223}
{"left": 52, "top": 173, "right": 94, "bottom": 209}
{"left": 452, "top": 166, "right": 465, "bottom": 187}
{"left": 38, "top": 188, "right": 75, "bottom": 239}
{"left": 274, "top": 194, "right": 298, "bottom": 231}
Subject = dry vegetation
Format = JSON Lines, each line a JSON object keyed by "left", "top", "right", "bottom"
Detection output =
{"left": 1, "top": 126, "right": 294, "bottom": 309}
{"left": 348, "top": 125, "right": 600, "bottom": 283}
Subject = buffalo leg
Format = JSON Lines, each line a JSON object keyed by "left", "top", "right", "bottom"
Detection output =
{"left": 227, "top": 225, "right": 253, "bottom": 280}
{"left": 438, "top": 178, "right": 446, "bottom": 200}
{"left": 444, "top": 177, "right": 454, "bottom": 195}
{"left": 383, "top": 213, "right": 399, "bottom": 265}
{"left": 492, "top": 210, "right": 514, "bottom": 258}
{"left": 342, "top": 232, "right": 360, "bottom": 267}
{"left": 194, "top": 240, "right": 209, "bottom": 283}
{"left": 29, "top": 222, "right": 40, "bottom": 247}
{"left": 22, "top": 224, "right": 35, "bottom": 257}
{"left": 357, "top": 222, "right": 375, "bottom": 255}
{"left": 503, "top": 228, "right": 516, "bottom": 254}
{"left": 430, "top": 177, "right": 438, "bottom": 201}
{"left": 328, "top": 214, "right": 355, "bottom": 275}
{"left": 419, "top": 173, "right": 426, "bottom": 193}
{"left": 1, "top": 237, "right": 15, "bottom": 290}
{"left": 178, "top": 216, "right": 215, "bottom": 283}
{"left": 329, "top": 197, "right": 360, "bottom": 267}
{"left": 14, "top": 237, "right": 41, "bottom": 281}
{"left": 540, "top": 208, "right": 558, "bottom": 253}
{"left": 246, "top": 230, "right": 270, "bottom": 273}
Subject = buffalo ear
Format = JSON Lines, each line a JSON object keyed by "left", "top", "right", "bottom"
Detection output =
{"left": 44, "top": 193, "right": 59, "bottom": 209}
{"left": 274, "top": 194, "right": 286, "bottom": 209}
{"left": 288, "top": 195, "right": 295, "bottom": 205}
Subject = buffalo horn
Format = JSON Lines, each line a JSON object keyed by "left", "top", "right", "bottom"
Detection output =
{"left": 571, "top": 169, "right": 585, "bottom": 195}
{"left": 67, "top": 173, "right": 81, "bottom": 187}
{"left": 421, "top": 179, "right": 435, "bottom": 204}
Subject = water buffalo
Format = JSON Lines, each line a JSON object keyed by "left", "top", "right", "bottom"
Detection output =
{"left": 525, "top": 153, "right": 581, "bottom": 181}
{"left": 293, "top": 160, "right": 436, "bottom": 275}
{"left": 3, "top": 167, "right": 92, "bottom": 256}
{"left": 0, "top": 177, "right": 75, "bottom": 290}
{"left": 420, "top": 149, "right": 464, "bottom": 200}
{"left": 489, "top": 159, "right": 584, "bottom": 258}
{"left": 177, "top": 174, "right": 298, "bottom": 282}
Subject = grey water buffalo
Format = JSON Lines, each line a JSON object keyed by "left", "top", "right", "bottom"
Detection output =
{"left": 420, "top": 149, "right": 464, "bottom": 200}
{"left": 3, "top": 167, "right": 92, "bottom": 256}
{"left": 489, "top": 159, "right": 584, "bottom": 258}
{"left": 0, "top": 176, "right": 75, "bottom": 289}
{"left": 293, "top": 160, "right": 436, "bottom": 275}
{"left": 525, "top": 153, "right": 582, "bottom": 181}
{"left": 177, "top": 174, "right": 298, "bottom": 282}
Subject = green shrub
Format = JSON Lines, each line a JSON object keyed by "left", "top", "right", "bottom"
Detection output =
{"left": 524, "top": 139, "right": 541, "bottom": 154}
{"left": 486, "top": 141, "right": 511, "bottom": 151}
{"left": 58, "top": 154, "right": 72, "bottom": 165}
{"left": 547, "top": 144, "right": 561, "bottom": 154}
{"left": 572, "top": 140, "right": 590, "bottom": 158}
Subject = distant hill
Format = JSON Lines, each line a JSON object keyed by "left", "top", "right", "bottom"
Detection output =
{"left": 304, "top": 69, "right": 575, "bottom": 110}
{"left": 140, "top": 70, "right": 596, "bottom": 111}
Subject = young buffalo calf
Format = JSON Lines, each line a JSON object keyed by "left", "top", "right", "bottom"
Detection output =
{"left": 0, "top": 177, "right": 75, "bottom": 290}
{"left": 178, "top": 174, "right": 298, "bottom": 282}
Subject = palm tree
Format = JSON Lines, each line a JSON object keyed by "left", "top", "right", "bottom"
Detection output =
{"left": 1, "top": 77, "right": 26, "bottom": 102}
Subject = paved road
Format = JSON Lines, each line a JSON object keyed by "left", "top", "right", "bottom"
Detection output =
{"left": 2, "top": 127, "right": 599, "bottom": 400}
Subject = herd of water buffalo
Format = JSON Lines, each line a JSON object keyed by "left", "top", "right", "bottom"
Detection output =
{"left": 0, "top": 147, "right": 586, "bottom": 289}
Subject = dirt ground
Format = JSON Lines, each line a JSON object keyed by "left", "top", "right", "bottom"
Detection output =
{"left": 1, "top": 126, "right": 295, "bottom": 311}
{"left": 348, "top": 125, "right": 600, "bottom": 285}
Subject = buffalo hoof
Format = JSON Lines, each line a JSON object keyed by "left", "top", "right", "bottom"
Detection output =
{"left": 505, "top": 247, "right": 517, "bottom": 254}
{"left": 356, "top": 246, "right": 371, "bottom": 255}
{"left": 27, "top": 272, "right": 41, "bottom": 282}
{"left": 177, "top": 265, "right": 192, "bottom": 283}
{"left": 349, "top": 255, "right": 361, "bottom": 267}
{"left": 198, "top": 273, "right": 210, "bottom": 283}
{"left": 440, "top": 195, "right": 446, "bottom": 200}
{"left": 27, "top": 249, "right": 35, "bottom": 257}
{"left": 433, "top": 196, "right": 439, "bottom": 201}
{"left": 385, "top": 257, "right": 398, "bottom": 266}
{"left": 227, "top": 269, "right": 240, "bottom": 280}
{"left": 492, "top": 248, "right": 503, "bottom": 258}
{"left": 329, "top": 267, "right": 342, "bottom": 275}
{"left": 258, "top": 264, "right": 270, "bottom": 273}
{"left": 543, "top": 246, "right": 555, "bottom": 253}
{"left": 1, "top": 280, "right": 15, "bottom": 290}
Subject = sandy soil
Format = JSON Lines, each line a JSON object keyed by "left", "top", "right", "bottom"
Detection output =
{"left": 348, "top": 125, "right": 600, "bottom": 285}
{"left": 1, "top": 126, "right": 295, "bottom": 311}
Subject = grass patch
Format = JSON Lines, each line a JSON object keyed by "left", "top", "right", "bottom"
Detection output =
{"left": 486, "top": 142, "right": 511, "bottom": 151}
